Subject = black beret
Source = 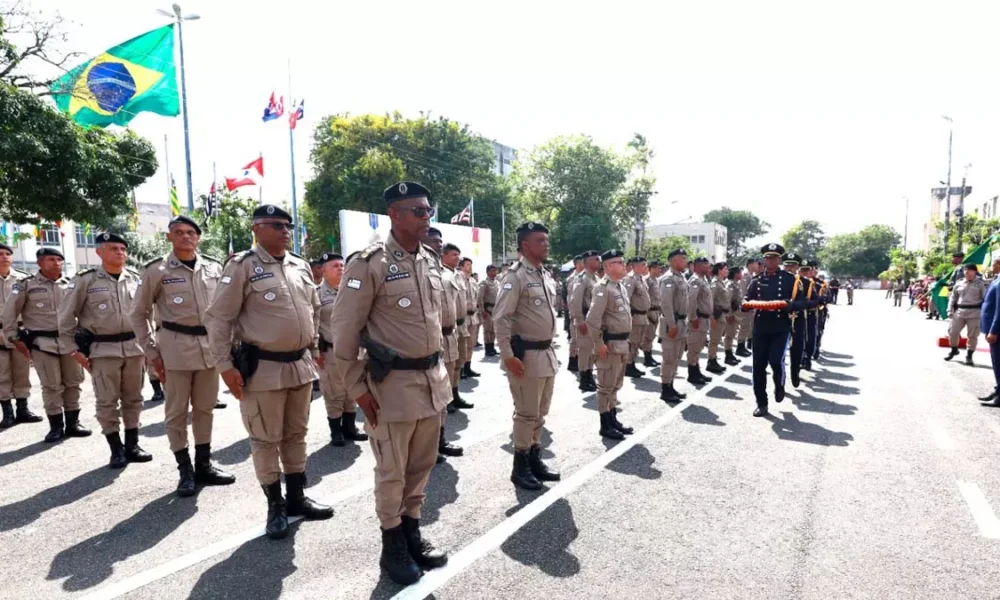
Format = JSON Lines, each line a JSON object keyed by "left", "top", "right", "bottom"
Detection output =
{"left": 383, "top": 181, "right": 431, "bottom": 205}
{"left": 427, "top": 227, "right": 443, "bottom": 238}
{"left": 693, "top": 256, "right": 710, "bottom": 265}
{"left": 96, "top": 232, "right": 128, "bottom": 247}
{"left": 714, "top": 262, "right": 727, "bottom": 269}
{"left": 573, "top": 255, "right": 583, "bottom": 261}
{"left": 252, "top": 204, "right": 292, "bottom": 222}
{"left": 762, "top": 243, "right": 785, "bottom": 257}
{"left": 667, "top": 248, "right": 687, "bottom": 259}
{"left": 953, "top": 251, "right": 966, "bottom": 258}
{"left": 486, "top": 264, "right": 497, "bottom": 270}
{"left": 633, "top": 256, "right": 646, "bottom": 263}
{"left": 601, "top": 249, "right": 624, "bottom": 261}
{"left": 319, "top": 252, "right": 344, "bottom": 265}
{"left": 964, "top": 263, "right": 979, "bottom": 271}
{"left": 515, "top": 221, "right": 549, "bottom": 235}
{"left": 580, "top": 250, "right": 601, "bottom": 259}
{"left": 746, "top": 257, "right": 760, "bottom": 265}
{"left": 36, "top": 247, "right": 64, "bottom": 259}
{"left": 648, "top": 260, "right": 661, "bottom": 268}
{"left": 781, "top": 252, "right": 802, "bottom": 265}
{"left": 0, "top": 243, "right": 12, "bottom": 254}
{"left": 168, "top": 214, "right": 201, "bottom": 235}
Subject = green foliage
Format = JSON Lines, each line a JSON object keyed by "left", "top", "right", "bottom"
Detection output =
{"left": 702, "top": 207, "right": 770, "bottom": 264}
{"left": 819, "top": 224, "right": 901, "bottom": 277}
{"left": 123, "top": 231, "right": 170, "bottom": 270}
{"left": 641, "top": 235, "right": 701, "bottom": 264}
{"left": 932, "top": 262, "right": 953, "bottom": 278}
{"left": 190, "top": 191, "right": 257, "bottom": 259}
{"left": 781, "top": 220, "right": 826, "bottom": 260}
{"left": 882, "top": 248, "right": 919, "bottom": 282}
{"left": 0, "top": 83, "right": 157, "bottom": 224}
{"left": 932, "top": 213, "right": 1000, "bottom": 254}
{"left": 617, "top": 134, "right": 657, "bottom": 253}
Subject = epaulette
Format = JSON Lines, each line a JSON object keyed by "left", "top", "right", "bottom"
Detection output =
{"left": 126, "top": 267, "right": 139, "bottom": 276}
{"left": 233, "top": 250, "right": 254, "bottom": 263}
{"left": 73, "top": 268, "right": 95, "bottom": 278}
{"left": 289, "top": 251, "right": 305, "bottom": 262}
{"left": 360, "top": 242, "right": 384, "bottom": 262}
{"left": 201, "top": 254, "right": 222, "bottom": 264}
{"left": 509, "top": 261, "right": 522, "bottom": 271}
{"left": 144, "top": 257, "right": 164, "bottom": 269}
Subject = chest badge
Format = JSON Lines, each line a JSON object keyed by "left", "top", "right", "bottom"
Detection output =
{"left": 173, "top": 296, "right": 184, "bottom": 305}
{"left": 35, "top": 302, "right": 44, "bottom": 308}
{"left": 389, "top": 264, "right": 399, "bottom": 274}
{"left": 98, "top": 303, "right": 108, "bottom": 310}
{"left": 534, "top": 298, "right": 542, "bottom": 306}
{"left": 264, "top": 292, "right": 277, "bottom": 301}
{"left": 398, "top": 297, "right": 412, "bottom": 308}
{"left": 254, "top": 265, "right": 264, "bottom": 274}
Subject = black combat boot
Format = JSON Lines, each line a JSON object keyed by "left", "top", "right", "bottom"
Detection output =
{"left": 214, "top": 399, "right": 227, "bottom": 409}
{"left": 400, "top": 515, "right": 448, "bottom": 570}
{"left": 528, "top": 444, "right": 561, "bottom": 481}
{"left": 44, "top": 412, "right": 65, "bottom": 443}
{"left": 706, "top": 358, "right": 726, "bottom": 374}
{"left": 687, "top": 365, "right": 711, "bottom": 385}
{"left": 123, "top": 428, "right": 153, "bottom": 463}
{"left": 611, "top": 408, "right": 633, "bottom": 435}
{"left": 14, "top": 399, "right": 42, "bottom": 424}
{"left": 262, "top": 481, "right": 288, "bottom": 539}
{"left": 567, "top": 356, "right": 579, "bottom": 373}
{"left": 464, "top": 362, "right": 480, "bottom": 378}
{"left": 0, "top": 400, "right": 13, "bottom": 428}
{"left": 724, "top": 351, "right": 740, "bottom": 366}
{"left": 510, "top": 450, "right": 542, "bottom": 490}
{"left": 451, "top": 387, "right": 474, "bottom": 409}
{"left": 485, "top": 343, "right": 498, "bottom": 357}
{"left": 380, "top": 525, "right": 422, "bottom": 585}
{"left": 64, "top": 409, "right": 91, "bottom": 437}
{"left": 746, "top": 339, "right": 753, "bottom": 350}
{"left": 175, "top": 448, "right": 197, "bottom": 497}
{"left": 438, "top": 427, "right": 463, "bottom": 457}
{"left": 660, "top": 382, "right": 684, "bottom": 403}
{"left": 791, "top": 369, "right": 800, "bottom": 388}
{"left": 342, "top": 412, "right": 368, "bottom": 442}
{"left": 944, "top": 347, "right": 959, "bottom": 361}
{"left": 194, "top": 443, "right": 236, "bottom": 485}
{"left": 643, "top": 350, "right": 660, "bottom": 367}
{"left": 625, "top": 362, "right": 645, "bottom": 378}
{"left": 753, "top": 405, "right": 769, "bottom": 417}
{"left": 328, "top": 416, "right": 346, "bottom": 447}
{"left": 803, "top": 356, "right": 812, "bottom": 371}
{"left": 106, "top": 432, "right": 127, "bottom": 469}
{"left": 966, "top": 351, "right": 975, "bottom": 366}
{"left": 579, "top": 371, "right": 597, "bottom": 392}
{"left": 694, "top": 365, "right": 712, "bottom": 383}
{"left": 736, "top": 342, "right": 752, "bottom": 357}
{"left": 599, "top": 412, "right": 624, "bottom": 440}
{"left": 285, "top": 472, "right": 334, "bottom": 520}
{"left": 149, "top": 379, "right": 165, "bottom": 403}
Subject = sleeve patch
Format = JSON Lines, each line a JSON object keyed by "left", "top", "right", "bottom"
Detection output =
{"left": 66, "top": 282, "right": 76, "bottom": 289}
{"left": 347, "top": 278, "right": 362, "bottom": 290}
{"left": 503, "top": 282, "right": 513, "bottom": 290}
{"left": 221, "top": 276, "right": 232, "bottom": 284}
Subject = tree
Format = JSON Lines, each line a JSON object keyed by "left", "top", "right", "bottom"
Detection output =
{"left": 123, "top": 231, "right": 170, "bottom": 271}
{"left": 190, "top": 191, "right": 257, "bottom": 259}
{"left": 880, "top": 248, "right": 919, "bottom": 283}
{"left": 819, "top": 224, "right": 901, "bottom": 277}
{"left": 303, "top": 112, "right": 515, "bottom": 259}
{"left": 615, "top": 133, "right": 657, "bottom": 254}
{"left": 514, "top": 135, "right": 629, "bottom": 260}
{"left": 702, "top": 207, "right": 770, "bottom": 264}
{"left": 781, "top": 220, "right": 826, "bottom": 260}
{"left": 641, "top": 235, "right": 700, "bottom": 265}
{"left": 1, "top": 2, "right": 82, "bottom": 93}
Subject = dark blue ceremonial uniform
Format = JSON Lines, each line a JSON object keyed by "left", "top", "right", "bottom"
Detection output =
{"left": 790, "top": 273, "right": 818, "bottom": 382}
{"left": 745, "top": 268, "right": 805, "bottom": 411}
{"left": 813, "top": 281, "right": 830, "bottom": 359}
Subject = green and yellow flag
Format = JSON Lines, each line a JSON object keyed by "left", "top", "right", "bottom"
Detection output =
{"left": 49, "top": 25, "right": 179, "bottom": 127}
{"left": 169, "top": 175, "right": 181, "bottom": 217}
{"left": 931, "top": 233, "right": 999, "bottom": 316}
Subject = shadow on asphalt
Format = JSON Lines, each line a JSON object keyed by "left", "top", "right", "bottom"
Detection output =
{"left": 681, "top": 404, "right": 726, "bottom": 427}
{"left": 138, "top": 419, "right": 167, "bottom": 438}
{"left": 0, "top": 439, "right": 51, "bottom": 468}
{"left": 606, "top": 443, "right": 663, "bottom": 479}
{"left": 422, "top": 460, "right": 459, "bottom": 525}
{"left": 0, "top": 466, "right": 122, "bottom": 532}
{"left": 189, "top": 521, "right": 299, "bottom": 600}
{"left": 812, "top": 369, "right": 859, "bottom": 382}
{"left": 48, "top": 491, "right": 198, "bottom": 591}
{"left": 632, "top": 377, "right": 661, "bottom": 393}
{"left": 213, "top": 438, "right": 251, "bottom": 466}
{"left": 807, "top": 377, "right": 860, "bottom": 396}
{"left": 820, "top": 351, "right": 854, "bottom": 360}
{"left": 706, "top": 386, "right": 740, "bottom": 400}
{"left": 725, "top": 373, "right": 751, "bottom": 386}
{"left": 792, "top": 390, "right": 858, "bottom": 416}
{"left": 459, "top": 377, "right": 480, "bottom": 392}
{"left": 305, "top": 442, "right": 363, "bottom": 488}
{"left": 501, "top": 497, "right": 581, "bottom": 577}
{"left": 818, "top": 359, "right": 855, "bottom": 369}
{"left": 769, "top": 412, "right": 854, "bottom": 447}
{"left": 445, "top": 407, "right": 469, "bottom": 442}
{"left": 580, "top": 392, "right": 598, "bottom": 411}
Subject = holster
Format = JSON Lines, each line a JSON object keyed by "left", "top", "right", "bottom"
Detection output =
{"left": 362, "top": 331, "right": 397, "bottom": 384}
{"left": 73, "top": 329, "right": 95, "bottom": 358}
{"left": 18, "top": 328, "right": 38, "bottom": 350}
{"left": 231, "top": 343, "right": 260, "bottom": 383}
{"left": 511, "top": 335, "right": 526, "bottom": 361}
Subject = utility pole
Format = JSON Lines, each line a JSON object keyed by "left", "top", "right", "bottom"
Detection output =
{"left": 942, "top": 115, "right": 954, "bottom": 254}
{"left": 903, "top": 196, "right": 909, "bottom": 249}
{"left": 957, "top": 163, "right": 971, "bottom": 253}
{"left": 157, "top": 4, "right": 200, "bottom": 212}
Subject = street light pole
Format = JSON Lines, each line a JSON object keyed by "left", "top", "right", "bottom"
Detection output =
{"left": 942, "top": 115, "right": 953, "bottom": 254}
{"left": 903, "top": 196, "right": 909, "bottom": 249}
{"left": 158, "top": 4, "right": 200, "bottom": 213}
{"left": 957, "top": 163, "right": 971, "bottom": 254}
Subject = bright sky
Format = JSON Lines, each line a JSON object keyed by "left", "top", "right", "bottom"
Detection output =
{"left": 24, "top": 0, "right": 1000, "bottom": 248}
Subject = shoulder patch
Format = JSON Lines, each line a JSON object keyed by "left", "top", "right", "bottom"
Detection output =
{"left": 201, "top": 254, "right": 222, "bottom": 264}
{"left": 74, "top": 268, "right": 95, "bottom": 278}
{"left": 144, "top": 257, "right": 164, "bottom": 269}
{"left": 234, "top": 250, "right": 254, "bottom": 264}
{"left": 361, "top": 243, "right": 384, "bottom": 262}
{"left": 509, "top": 262, "right": 522, "bottom": 271}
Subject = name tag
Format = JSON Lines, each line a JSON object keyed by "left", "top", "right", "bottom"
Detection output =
{"left": 385, "top": 272, "right": 410, "bottom": 282}
{"left": 527, "top": 282, "right": 543, "bottom": 288}
{"left": 88, "top": 287, "right": 109, "bottom": 293}
{"left": 249, "top": 272, "right": 274, "bottom": 283}
{"left": 163, "top": 278, "right": 186, "bottom": 284}
{"left": 28, "top": 288, "right": 45, "bottom": 294}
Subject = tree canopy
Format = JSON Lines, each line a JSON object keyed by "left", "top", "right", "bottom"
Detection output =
{"left": 702, "top": 207, "right": 769, "bottom": 263}
{"left": 641, "top": 235, "right": 700, "bottom": 264}
{"left": 819, "top": 224, "right": 900, "bottom": 277}
{"left": 781, "top": 219, "right": 826, "bottom": 260}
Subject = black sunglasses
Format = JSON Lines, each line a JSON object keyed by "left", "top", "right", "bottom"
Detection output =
{"left": 396, "top": 206, "right": 436, "bottom": 219}
{"left": 258, "top": 222, "right": 295, "bottom": 231}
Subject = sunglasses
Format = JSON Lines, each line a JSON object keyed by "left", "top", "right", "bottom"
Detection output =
{"left": 257, "top": 222, "right": 295, "bottom": 232}
{"left": 396, "top": 206, "right": 437, "bottom": 219}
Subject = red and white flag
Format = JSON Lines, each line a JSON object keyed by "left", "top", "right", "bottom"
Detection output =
{"left": 225, "top": 157, "right": 264, "bottom": 191}
{"left": 450, "top": 201, "right": 472, "bottom": 225}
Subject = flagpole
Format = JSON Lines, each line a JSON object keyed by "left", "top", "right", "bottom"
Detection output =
{"left": 288, "top": 57, "right": 300, "bottom": 254}
{"left": 258, "top": 151, "right": 263, "bottom": 205}
{"left": 470, "top": 196, "right": 475, "bottom": 228}
{"left": 501, "top": 204, "right": 506, "bottom": 263}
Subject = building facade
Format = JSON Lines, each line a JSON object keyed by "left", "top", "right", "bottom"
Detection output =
{"left": 492, "top": 142, "right": 517, "bottom": 178}
{"left": 644, "top": 222, "right": 728, "bottom": 263}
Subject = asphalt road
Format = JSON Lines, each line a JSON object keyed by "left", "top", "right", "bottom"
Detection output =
{"left": 2, "top": 289, "right": 999, "bottom": 600}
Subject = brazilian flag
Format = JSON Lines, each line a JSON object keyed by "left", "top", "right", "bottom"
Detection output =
{"left": 49, "top": 25, "right": 179, "bottom": 127}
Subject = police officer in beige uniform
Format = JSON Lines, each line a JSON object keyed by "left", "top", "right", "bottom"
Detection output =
{"left": 433, "top": 240, "right": 467, "bottom": 459}
{"left": 460, "top": 257, "right": 481, "bottom": 378}
{"left": 641, "top": 260, "right": 663, "bottom": 368}
{"left": 658, "top": 249, "right": 691, "bottom": 402}
{"left": 0, "top": 243, "right": 38, "bottom": 429}
{"left": 624, "top": 257, "right": 651, "bottom": 378}
{"left": 331, "top": 182, "right": 449, "bottom": 585}
{"left": 130, "top": 216, "right": 235, "bottom": 495}
{"left": 737, "top": 258, "right": 760, "bottom": 355}
{"left": 478, "top": 265, "right": 500, "bottom": 357}
{"left": 58, "top": 232, "right": 151, "bottom": 469}
{"left": 723, "top": 269, "right": 743, "bottom": 365}
{"left": 706, "top": 262, "right": 730, "bottom": 375}
{"left": 565, "top": 255, "right": 584, "bottom": 372}
{"left": 946, "top": 263, "right": 988, "bottom": 365}
{"left": 493, "top": 222, "right": 561, "bottom": 490}
{"left": 569, "top": 250, "right": 601, "bottom": 391}
{"left": 204, "top": 205, "right": 332, "bottom": 539}
{"left": 586, "top": 249, "right": 634, "bottom": 440}
{"left": 686, "top": 257, "right": 714, "bottom": 384}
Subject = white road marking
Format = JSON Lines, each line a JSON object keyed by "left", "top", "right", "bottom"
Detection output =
{"left": 928, "top": 419, "right": 955, "bottom": 451}
{"left": 958, "top": 482, "right": 1000, "bottom": 539}
{"left": 391, "top": 397, "right": 695, "bottom": 600}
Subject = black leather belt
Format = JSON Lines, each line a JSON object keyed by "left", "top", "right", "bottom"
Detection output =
{"left": 25, "top": 329, "right": 57, "bottom": 338}
{"left": 957, "top": 303, "right": 983, "bottom": 309}
{"left": 467, "top": 310, "right": 475, "bottom": 316}
{"left": 631, "top": 308, "right": 647, "bottom": 315}
{"left": 393, "top": 352, "right": 440, "bottom": 370}
{"left": 456, "top": 318, "right": 465, "bottom": 326}
{"left": 675, "top": 313, "right": 687, "bottom": 321}
{"left": 520, "top": 339, "right": 552, "bottom": 350}
{"left": 442, "top": 326, "right": 454, "bottom": 336}
{"left": 696, "top": 311, "right": 711, "bottom": 319}
{"left": 649, "top": 305, "right": 660, "bottom": 310}
{"left": 484, "top": 302, "right": 495, "bottom": 310}
{"left": 162, "top": 320, "right": 208, "bottom": 336}
{"left": 258, "top": 347, "right": 307, "bottom": 362}
{"left": 319, "top": 336, "right": 332, "bottom": 353}
{"left": 92, "top": 331, "right": 136, "bottom": 343}
{"left": 719, "top": 309, "right": 730, "bottom": 314}
{"left": 602, "top": 331, "right": 630, "bottom": 342}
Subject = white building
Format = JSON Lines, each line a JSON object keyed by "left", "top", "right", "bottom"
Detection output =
{"left": 922, "top": 185, "right": 973, "bottom": 250}
{"left": 645, "top": 222, "right": 728, "bottom": 263}
{"left": 492, "top": 142, "right": 517, "bottom": 177}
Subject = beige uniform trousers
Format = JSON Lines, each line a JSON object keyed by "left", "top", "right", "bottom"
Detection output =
{"left": 738, "top": 311, "right": 754, "bottom": 342}
{"left": 576, "top": 322, "right": 596, "bottom": 370}
{"left": 641, "top": 310, "right": 659, "bottom": 352}
{"left": 708, "top": 317, "right": 726, "bottom": 360}
{"left": 483, "top": 317, "right": 496, "bottom": 345}
{"left": 687, "top": 319, "right": 709, "bottom": 366}
{"left": 367, "top": 414, "right": 441, "bottom": 529}
{"left": 164, "top": 368, "right": 219, "bottom": 452}
{"left": 724, "top": 316, "right": 739, "bottom": 352}
{"left": 321, "top": 349, "right": 355, "bottom": 418}
{"left": 508, "top": 375, "right": 554, "bottom": 450}
{"left": 596, "top": 352, "right": 627, "bottom": 413}
{"left": 91, "top": 356, "right": 145, "bottom": 435}
{"left": 569, "top": 326, "right": 579, "bottom": 357}
{"left": 949, "top": 314, "right": 981, "bottom": 351}
{"left": 240, "top": 382, "right": 312, "bottom": 485}
{"left": 0, "top": 348, "right": 32, "bottom": 401}
{"left": 660, "top": 321, "right": 688, "bottom": 384}
{"left": 32, "top": 351, "right": 84, "bottom": 415}
{"left": 629, "top": 318, "right": 647, "bottom": 361}
{"left": 457, "top": 334, "right": 471, "bottom": 368}
{"left": 466, "top": 325, "right": 479, "bottom": 356}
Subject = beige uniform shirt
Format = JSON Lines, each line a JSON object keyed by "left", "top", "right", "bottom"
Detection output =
{"left": 454, "top": 270, "right": 469, "bottom": 337}
{"left": 440, "top": 267, "right": 461, "bottom": 363}
{"left": 646, "top": 274, "right": 661, "bottom": 310}
{"left": 330, "top": 234, "right": 450, "bottom": 422}
{"left": 659, "top": 270, "right": 690, "bottom": 329}
{"left": 478, "top": 277, "right": 499, "bottom": 315}
{"left": 689, "top": 274, "right": 713, "bottom": 323}
{"left": 728, "top": 280, "right": 742, "bottom": 313}
{"left": 203, "top": 246, "right": 320, "bottom": 392}
{"left": 586, "top": 277, "right": 632, "bottom": 354}
{"left": 492, "top": 257, "right": 558, "bottom": 377}
{"left": 624, "top": 272, "right": 651, "bottom": 313}
{"left": 57, "top": 266, "right": 144, "bottom": 359}
{"left": 711, "top": 277, "right": 729, "bottom": 317}
{"left": 0, "top": 269, "right": 30, "bottom": 347}
{"left": 950, "top": 277, "right": 988, "bottom": 318}
{"left": 317, "top": 280, "right": 338, "bottom": 345}
{"left": 462, "top": 272, "right": 478, "bottom": 326}
{"left": 129, "top": 252, "right": 222, "bottom": 371}
{"left": 569, "top": 271, "right": 598, "bottom": 322}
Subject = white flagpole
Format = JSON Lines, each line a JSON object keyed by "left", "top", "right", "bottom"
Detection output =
{"left": 211, "top": 161, "right": 217, "bottom": 217}
{"left": 470, "top": 196, "right": 475, "bottom": 227}
{"left": 288, "top": 57, "right": 301, "bottom": 254}
{"left": 501, "top": 204, "right": 506, "bottom": 263}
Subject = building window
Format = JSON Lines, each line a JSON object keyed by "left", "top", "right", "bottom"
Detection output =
{"left": 698, "top": 235, "right": 706, "bottom": 244}
{"left": 39, "top": 224, "right": 61, "bottom": 247}
{"left": 75, "top": 225, "right": 96, "bottom": 248}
